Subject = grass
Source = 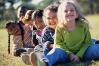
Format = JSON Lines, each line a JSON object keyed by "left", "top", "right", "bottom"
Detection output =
{"left": 0, "top": 29, "right": 27, "bottom": 66}
{"left": 0, "top": 14, "right": 99, "bottom": 66}
{"left": 0, "top": 20, "right": 7, "bottom": 29}
{"left": 86, "top": 14, "right": 99, "bottom": 39}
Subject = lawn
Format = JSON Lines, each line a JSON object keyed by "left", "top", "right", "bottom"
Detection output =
{"left": 0, "top": 14, "right": 99, "bottom": 66}
{"left": 86, "top": 14, "right": 99, "bottom": 40}
{"left": 0, "top": 29, "right": 27, "bottom": 66}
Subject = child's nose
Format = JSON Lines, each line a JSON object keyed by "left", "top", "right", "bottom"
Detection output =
{"left": 67, "top": 10, "right": 71, "bottom": 14}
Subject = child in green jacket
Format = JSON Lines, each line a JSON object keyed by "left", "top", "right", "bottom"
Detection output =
{"left": 44, "top": 0, "right": 99, "bottom": 66}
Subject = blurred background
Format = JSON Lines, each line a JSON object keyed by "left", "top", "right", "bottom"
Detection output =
{"left": 0, "top": 0, "right": 99, "bottom": 28}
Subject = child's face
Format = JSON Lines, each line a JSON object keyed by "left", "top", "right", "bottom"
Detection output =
{"left": 34, "top": 18, "right": 45, "bottom": 30}
{"left": 25, "top": 20, "right": 33, "bottom": 26}
{"left": 44, "top": 10, "right": 57, "bottom": 29}
{"left": 64, "top": 3, "right": 78, "bottom": 22}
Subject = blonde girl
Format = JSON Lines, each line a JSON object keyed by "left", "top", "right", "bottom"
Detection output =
{"left": 43, "top": 0, "right": 99, "bottom": 66}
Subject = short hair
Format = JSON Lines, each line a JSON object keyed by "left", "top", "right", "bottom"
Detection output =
{"left": 44, "top": 4, "right": 58, "bottom": 16}
{"left": 32, "top": 9, "right": 43, "bottom": 21}
{"left": 17, "top": 6, "right": 28, "bottom": 18}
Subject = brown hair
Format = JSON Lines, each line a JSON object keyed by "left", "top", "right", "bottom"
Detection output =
{"left": 6, "top": 21, "right": 16, "bottom": 54}
{"left": 32, "top": 9, "right": 43, "bottom": 21}
{"left": 17, "top": 6, "right": 28, "bottom": 18}
{"left": 44, "top": 4, "right": 58, "bottom": 16}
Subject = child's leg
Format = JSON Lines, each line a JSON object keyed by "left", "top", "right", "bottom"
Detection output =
{"left": 21, "top": 53, "right": 31, "bottom": 65}
{"left": 95, "top": 40, "right": 99, "bottom": 44}
{"left": 83, "top": 44, "right": 99, "bottom": 61}
{"left": 44, "top": 49, "right": 50, "bottom": 55}
{"left": 30, "top": 52, "right": 38, "bottom": 66}
{"left": 92, "top": 38, "right": 96, "bottom": 44}
{"left": 43, "top": 48, "right": 69, "bottom": 66}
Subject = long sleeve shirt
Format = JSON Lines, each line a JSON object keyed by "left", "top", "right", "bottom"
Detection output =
{"left": 42, "top": 26, "right": 55, "bottom": 49}
{"left": 23, "top": 25, "right": 34, "bottom": 48}
{"left": 55, "top": 21, "right": 92, "bottom": 59}
{"left": 13, "top": 35, "right": 23, "bottom": 50}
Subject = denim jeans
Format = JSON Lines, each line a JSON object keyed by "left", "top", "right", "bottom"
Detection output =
{"left": 83, "top": 44, "right": 99, "bottom": 61}
{"left": 92, "top": 38, "right": 96, "bottom": 44}
{"left": 44, "top": 48, "right": 51, "bottom": 56}
{"left": 44, "top": 48, "right": 69, "bottom": 66}
{"left": 44, "top": 44, "right": 99, "bottom": 66}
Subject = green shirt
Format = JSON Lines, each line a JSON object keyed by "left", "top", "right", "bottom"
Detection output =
{"left": 55, "top": 21, "right": 92, "bottom": 59}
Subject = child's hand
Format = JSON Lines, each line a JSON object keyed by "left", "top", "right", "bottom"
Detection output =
{"left": 69, "top": 54, "right": 79, "bottom": 62}
{"left": 47, "top": 44, "right": 53, "bottom": 49}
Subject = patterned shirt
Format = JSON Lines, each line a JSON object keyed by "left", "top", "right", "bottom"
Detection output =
{"left": 12, "top": 35, "right": 23, "bottom": 50}
{"left": 23, "top": 25, "right": 34, "bottom": 48}
{"left": 42, "top": 26, "right": 55, "bottom": 48}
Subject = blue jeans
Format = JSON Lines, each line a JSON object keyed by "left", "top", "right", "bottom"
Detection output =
{"left": 83, "top": 44, "right": 99, "bottom": 61}
{"left": 44, "top": 48, "right": 51, "bottom": 56}
{"left": 92, "top": 38, "right": 96, "bottom": 44}
{"left": 45, "top": 44, "right": 99, "bottom": 66}
{"left": 44, "top": 48, "right": 69, "bottom": 66}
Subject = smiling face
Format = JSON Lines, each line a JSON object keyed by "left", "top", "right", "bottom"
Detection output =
{"left": 44, "top": 10, "right": 57, "bottom": 29}
{"left": 64, "top": 3, "right": 78, "bottom": 22}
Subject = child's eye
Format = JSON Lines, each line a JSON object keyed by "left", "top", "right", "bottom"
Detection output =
{"left": 70, "top": 10, "right": 74, "bottom": 12}
{"left": 64, "top": 10, "right": 68, "bottom": 13}
{"left": 47, "top": 17, "right": 56, "bottom": 20}
{"left": 47, "top": 17, "right": 52, "bottom": 20}
{"left": 65, "top": 10, "right": 75, "bottom": 12}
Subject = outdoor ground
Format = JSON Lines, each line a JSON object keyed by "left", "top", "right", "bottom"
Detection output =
{"left": 0, "top": 14, "right": 99, "bottom": 66}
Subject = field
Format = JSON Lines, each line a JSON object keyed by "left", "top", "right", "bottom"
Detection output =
{"left": 0, "top": 14, "right": 99, "bottom": 66}
{"left": 0, "top": 30, "right": 28, "bottom": 66}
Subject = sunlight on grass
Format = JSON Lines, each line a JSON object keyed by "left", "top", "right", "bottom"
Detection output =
{"left": 86, "top": 14, "right": 99, "bottom": 39}
{"left": 0, "top": 29, "right": 26, "bottom": 66}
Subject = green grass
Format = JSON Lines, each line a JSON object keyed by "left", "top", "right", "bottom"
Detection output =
{"left": 0, "top": 14, "right": 99, "bottom": 66}
{"left": 86, "top": 14, "right": 99, "bottom": 39}
{"left": 0, "top": 29, "right": 27, "bottom": 66}
{"left": 0, "top": 20, "right": 7, "bottom": 29}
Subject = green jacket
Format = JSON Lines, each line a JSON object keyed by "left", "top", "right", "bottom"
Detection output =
{"left": 55, "top": 21, "right": 92, "bottom": 59}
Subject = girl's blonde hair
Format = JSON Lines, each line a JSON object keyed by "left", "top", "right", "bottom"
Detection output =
{"left": 23, "top": 10, "right": 34, "bottom": 23}
{"left": 57, "top": 0, "right": 86, "bottom": 27}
